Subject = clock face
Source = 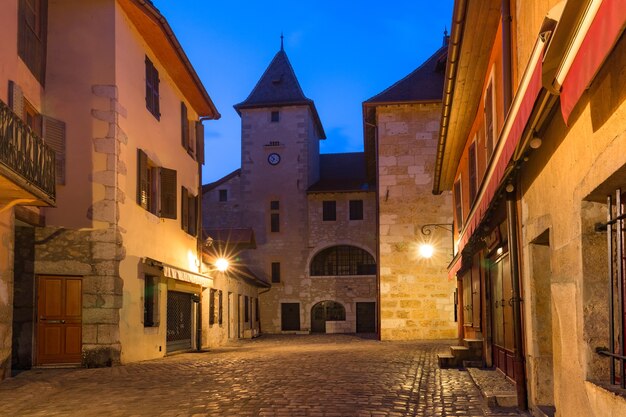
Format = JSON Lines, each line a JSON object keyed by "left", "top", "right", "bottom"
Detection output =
{"left": 268, "top": 153, "right": 281, "bottom": 165}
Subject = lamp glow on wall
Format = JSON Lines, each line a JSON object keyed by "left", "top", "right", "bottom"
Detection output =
{"left": 214, "top": 257, "right": 230, "bottom": 272}
{"left": 418, "top": 223, "right": 454, "bottom": 259}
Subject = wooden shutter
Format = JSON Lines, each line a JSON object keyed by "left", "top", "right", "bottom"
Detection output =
{"left": 188, "top": 119, "right": 196, "bottom": 157}
{"left": 8, "top": 81, "right": 24, "bottom": 117}
{"left": 145, "top": 57, "right": 153, "bottom": 112}
{"left": 485, "top": 81, "right": 494, "bottom": 159}
{"left": 468, "top": 142, "right": 477, "bottom": 203}
{"left": 137, "top": 149, "right": 148, "bottom": 209}
{"left": 181, "top": 102, "right": 189, "bottom": 149}
{"left": 196, "top": 121, "right": 204, "bottom": 164}
{"left": 153, "top": 65, "right": 160, "bottom": 118}
{"left": 160, "top": 168, "right": 177, "bottom": 219}
{"left": 181, "top": 186, "right": 188, "bottom": 232}
{"left": 189, "top": 193, "right": 197, "bottom": 236}
{"left": 42, "top": 116, "right": 66, "bottom": 185}
{"left": 454, "top": 179, "right": 463, "bottom": 229}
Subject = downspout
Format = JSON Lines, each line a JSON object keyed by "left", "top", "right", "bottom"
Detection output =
{"left": 506, "top": 185, "right": 528, "bottom": 410}
{"left": 502, "top": 0, "right": 513, "bottom": 111}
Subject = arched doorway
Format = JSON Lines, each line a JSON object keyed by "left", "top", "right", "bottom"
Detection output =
{"left": 311, "top": 301, "right": 346, "bottom": 333}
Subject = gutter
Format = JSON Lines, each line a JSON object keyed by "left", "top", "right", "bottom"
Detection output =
{"left": 433, "top": 0, "right": 468, "bottom": 195}
{"left": 134, "top": 0, "right": 221, "bottom": 119}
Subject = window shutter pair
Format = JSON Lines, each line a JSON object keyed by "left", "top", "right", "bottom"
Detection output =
{"left": 180, "top": 102, "right": 204, "bottom": 164}
{"left": 10, "top": 80, "right": 66, "bottom": 185}
{"left": 137, "top": 149, "right": 176, "bottom": 219}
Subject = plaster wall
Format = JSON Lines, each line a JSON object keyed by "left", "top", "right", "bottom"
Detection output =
{"left": 376, "top": 103, "right": 456, "bottom": 340}
{"left": 519, "top": 35, "right": 626, "bottom": 416}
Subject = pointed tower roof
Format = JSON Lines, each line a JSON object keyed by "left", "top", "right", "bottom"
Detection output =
{"left": 234, "top": 48, "right": 326, "bottom": 139}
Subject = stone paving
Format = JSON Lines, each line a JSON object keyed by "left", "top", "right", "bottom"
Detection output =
{"left": 0, "top": 335, "right": 530, "bottom": 417}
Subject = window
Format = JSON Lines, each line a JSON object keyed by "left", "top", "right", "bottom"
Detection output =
{"left": 219, "top": 189, "right": 228, "bottom": 202}
{"left": 181, "top": 187, "right": 198, "bottom": 236}
{"left": 323, "top": 201, "right": 336, "bottom": 221}
{"left": 468, "top": 141, "right": 478, "bottom": 204}
{"left": 271, "top": 111, "right": 279, "bottom": 122}
{"left": 255, "top": 298, "right": 259, "bottom": 322}
{"left": 18, "top": 0, "right": 47, "bottom": 84}
{"left": 244, "top": 295, "right": 250, "bottom": 322}
{"left": 271, "top": 262, "right": 281, "bottom": 283}
{"left": 270, "top": 200, "right": 280, "bottom": 232}
{"left": 454, "top": 178, "right": 463, "bottom": 230}
{"left": 310, "top": 245, "right": 376, "bottom": 276}
{"left": 349, "top": 200, "right": 363, "bottom": 220}
{"left": 484, "top": 73, "right": 496, "bottom": 160}
{"left": 218, "top": 290, "right": 223, "bottom": 325}
{"left": 180, "top": 102, "right": 196, "bottom": 158}
{"left": 137, "top": 149, "right": 177, "bottom": 218}
{"left": 145, "top": 56, "right": 160, "bottom": 120}
{"left": 144, "top": 275, "right": 159, "bottom": 327}
{"left": 209, "top": 289, "right": 216, "bottom": 325}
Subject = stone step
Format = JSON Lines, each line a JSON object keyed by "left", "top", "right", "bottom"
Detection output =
{"left": 437, "top": 353, "right": 456, "bottom": 369}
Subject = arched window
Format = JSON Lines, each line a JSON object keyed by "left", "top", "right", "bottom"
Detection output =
{"left": 310, "top": 245, "right": 376, "bottom": 276}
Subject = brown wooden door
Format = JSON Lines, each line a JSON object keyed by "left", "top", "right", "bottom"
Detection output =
{"left": 36, "top": 276, "right": 82, "bottom": 365}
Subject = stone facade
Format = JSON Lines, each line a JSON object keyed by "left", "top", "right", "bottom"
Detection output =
{"left": 0, "top": 209, "right": 14, "bottom": 379}
{"left": 376, "top": 104, "right": 456, "bottom": 340}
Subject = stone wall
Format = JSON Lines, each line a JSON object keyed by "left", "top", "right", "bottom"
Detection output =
{"left": 202, "top": 173, "right": 243, "bottom": 230}
{"left": 376, "top": 103, "right": 457, "bottom": 340}
{"left": 0, "top": 208, "right": 14, "bottom": 380}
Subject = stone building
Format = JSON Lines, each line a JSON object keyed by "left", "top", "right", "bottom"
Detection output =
{"left": 362, "top": 40, "right": 457, "bottom": 341}
{"left": 434, "top": 0, "right": 626, "bottom": 415}
{"left": 203, "top": 46, "right": 378, "bottom": 335}
{"left": 0, "top": 0, "right": 265, "bottom": 379}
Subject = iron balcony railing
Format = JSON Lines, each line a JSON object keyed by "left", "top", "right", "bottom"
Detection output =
{"left": 0, "top": 99, "right": 55, "bottom": 204}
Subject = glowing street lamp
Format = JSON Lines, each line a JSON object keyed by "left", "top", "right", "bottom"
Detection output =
{"left": 214, "top": 258, "right": 230, "bottom": 272}
{"left": 418, "top": 243, "right": 435, "bottom": 259}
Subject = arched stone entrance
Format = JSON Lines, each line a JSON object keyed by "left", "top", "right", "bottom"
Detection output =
{"left": 311, "top": 301, "right": 346, "bottom": 333}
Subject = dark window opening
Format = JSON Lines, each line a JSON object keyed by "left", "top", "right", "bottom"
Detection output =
{"left": 349, "top": 200, "right": 363, "bottom": 220}
{"left": 485, "top": 80, "right": 494, "bottom": 160}
{"left": 218, "top": 290, "right": 223, "bottom": 325}
{"left": 144, "top": 275, "right": 159, "bottom": 327}
{"left": 18, "top": 0, "right": 48, "bottom": 84}
{"left": 270, "top": 200, "right": 279, "bottom": 210}
{"left": 209, "top": 289, "right": 216, "bottom": 325}
{"left": 255, "top": 298, "right": 259, "bottom": 322}
{"left": 271, "top": 111, "right": 279, "bottom": 122}
{"left": 271, "top": 213, "right": 280, "bottom": 233}
{"left": 454, "top": 179, "right": 463, "bottom": 230}
{"left": 219, "top": 189, "right": 228, "bottom": 202}
{"left": 244, "top": 295, "right": 250, "bottom": 322}
{"left": 137, "top": 149, "right": 177, "bottom": 219}
{"left": 468, "top": 142, "right": 478, "bottom": 204}
{"left": 310, "top": 245, "right": 376, "bottom": 276}
{"left": 271, "top": 262, "right": 281, "bottom": 283}
{"left": 323, "top": 201, "right": 336, "bottom": 221}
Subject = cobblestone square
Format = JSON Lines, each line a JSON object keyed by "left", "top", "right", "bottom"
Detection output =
{"left": 0, "top": 335, "right": 529, "bottom": 417}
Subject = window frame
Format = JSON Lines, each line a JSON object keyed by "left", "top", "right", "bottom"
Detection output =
{"left": 137, "top": 149, "right": 177, "bottom": 219}
{"left": 310, "top": 245, "right": 376, "bottom": 276}
{"left": 349, "top": 200, "right": 364, "bottom": 221}
{"left": 323, "top": 201, "right": 337, "bottom": 221}
{"left": 18, "top": 0, "right": 48, "bottom": 84}
{"left": 271, "top": 262, "right": 281, "bottom": 283}
{"left": 270, "top": 110, "right": 279, "bottom": 122}
{"left": 145, "top": 56, "right": 161, "bottom": 120}
{"left": 218, "top": 189, "right": 228, "bottom": 202}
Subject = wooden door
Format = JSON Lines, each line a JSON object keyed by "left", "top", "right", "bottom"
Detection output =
{"left": 36, "top": 276, "right": 82, "bottom": 365}
{"left": 490, "top": 255, "right": 516, "bottom": 379}
{"left": 356, "top": 302, "right": 376, "bottom": 333}
{"left": 281, "top": 303, "right": 300, "bottom": 331}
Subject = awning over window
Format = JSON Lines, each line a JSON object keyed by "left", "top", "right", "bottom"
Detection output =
{"left": 143, "top": 257, "right": 213, "bottom": 288}
{"left": 560, "top": 0, "right": 626, "bottom": 124}
{"left": 453, "top": 36, "right": 546, "bottom": 261}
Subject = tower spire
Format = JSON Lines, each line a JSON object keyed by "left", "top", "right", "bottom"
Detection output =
{"left": 443, "top": 27, "right": 449, "bottom": 46}
{"left": 280, "top": 32, "right": 284, "bottom": 51}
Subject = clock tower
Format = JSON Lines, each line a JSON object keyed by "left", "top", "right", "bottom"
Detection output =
{"left": 233, "top": 45, "right": 326, "bottom": 332}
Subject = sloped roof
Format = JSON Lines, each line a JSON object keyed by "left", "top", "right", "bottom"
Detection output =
{"left": 308, "top": 153, "right": 373, "bottom": 193}
{"left": 204, "top": 228, "right": 256, "bottom": 249}
{"left": 202, "top": 169, "right": 241, "bottom": 193}
{"left": 234, "top": 48, "right": 326, "bottom": 139}
{"left": 365, "top": 44, "right": 448, "bottom": 104}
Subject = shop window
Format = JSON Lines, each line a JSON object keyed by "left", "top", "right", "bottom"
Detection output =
{"left": 144, "top": 275, "right": 159, "bottom": 327}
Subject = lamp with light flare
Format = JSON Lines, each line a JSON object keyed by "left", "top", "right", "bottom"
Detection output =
{"left": 214, "top": 258, "right": 230, "bottom": 272}
{"left": 418, "top": 244, "right": 435, "bottom": 259}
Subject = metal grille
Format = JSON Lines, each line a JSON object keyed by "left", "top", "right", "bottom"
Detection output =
{"left": 597, "top": 189, "right": 626, "bottom": 387}
{"left": 310, "top": 245, "right": 376, "bottom": 276}
{"left": 166, "top": 291, "right": 192, "bottom": 352}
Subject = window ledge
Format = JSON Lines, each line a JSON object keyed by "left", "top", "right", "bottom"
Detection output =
{"left": 585, "top": 380, "right": 626, "bottom": 404}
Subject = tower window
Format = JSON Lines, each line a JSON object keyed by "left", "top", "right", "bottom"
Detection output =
{"left": 271, "top": 262, "right": 281, "bottom": 283}
{"left": 323, "top": 201, "right": 336, "bottom": 221}
{"left": 349, "top": 200, "right": 363, "bottom": 220}
{"left": 271, "top": 111, "right": 279, "bottom": 122}
{"left": 219, "top": 189, "right": 228, "bottom": 202}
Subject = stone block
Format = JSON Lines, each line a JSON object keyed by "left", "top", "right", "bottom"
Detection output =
{"left": 83, "top": 324, "right": 98, "bottom": 344}
{"left": 91, "top": 170, "right": 116, "bottom": 187}
{"left": 93, "top": 138, "right": 116, "bottom": 154}
{"left": 92, "top": 242, "right": 118, "bottom": 260}
{"left": 91, "top": 109, "right": 116, "bottom": 123}
{"left": 385, "top": 122, "right": 408, "bottom": 136}
{"left": 97, "top": 324, "right": 120, "bottom": 344}
{"left": 92, "top": 85, "right": 118, "bottom": 99}
{"left": 88, "top": 200, "right": 116, "bottom": 223}
{"left": 35, "top": 260, "right": 93, "bottom": 276}
{"left": 83, "top": 307, "right": 119, "bottom": 325}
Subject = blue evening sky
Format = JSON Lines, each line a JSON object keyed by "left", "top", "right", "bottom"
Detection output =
{"left": 152, "top": 1, "right": 454, "bottom": 183}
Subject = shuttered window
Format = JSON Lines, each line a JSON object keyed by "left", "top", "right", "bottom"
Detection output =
{"left": 42, "top": 116, "right": 66, "bottom": 185}
{"left": 181, "top": 186, "right": 198, "bottom": 236}
{"left": 468, "top": 141, "right": 477, "bottom": 204}
{"left": 196, "top": 121, "right": 205, "bottom": 164}
{"left": 145, "top": 56, "right": 160, "bottom": 120}
{"left": 218, "top": 290, "right": 223, "bottom": 325}
{"left": 18, "top": 0, "right": 47, "bottom": 84}
{"left": 484, "top": 76, "right": 495, "bottom": 161}
{"left": 137, "top": 149, "right": 177, "bottom": 219}
{"left": 209, "top": 289, "right": 216, "bottom": 325}
{"left": 181, "top": 102, "right": 189, "bottom": 150}
{"left": 454, "top": 178, "right": 463, "bottom": 230}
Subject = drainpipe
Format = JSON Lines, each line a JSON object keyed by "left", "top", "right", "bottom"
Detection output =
{"left": 505, "top": 185, "right": 527, "bottom": 410}
{"left": 502, "top": 0, "right": 513, "bottom": 112}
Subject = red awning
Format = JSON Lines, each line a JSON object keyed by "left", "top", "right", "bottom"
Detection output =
{"left": 453, "top": 37, "right": 546, "bottom": 261}
{"left": 561, "top": 0, "right": 626, "bottom": 124}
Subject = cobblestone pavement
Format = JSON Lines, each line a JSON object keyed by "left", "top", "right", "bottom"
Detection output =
{"left": 0, "top": 335, "right": 530, "bottom": 417}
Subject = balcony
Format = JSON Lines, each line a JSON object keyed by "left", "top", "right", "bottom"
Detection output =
{"left": 0, "top": 100, "right": 55, "bottom": 207}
